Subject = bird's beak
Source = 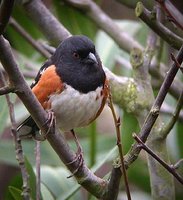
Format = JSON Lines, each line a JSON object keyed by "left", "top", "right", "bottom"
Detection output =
{"left": 88, "top": 52, "right": 98, "bottom": 64}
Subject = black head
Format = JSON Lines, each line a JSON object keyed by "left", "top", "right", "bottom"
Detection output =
{"left": 51, "top": 35, "right": 106, "bottom": 93}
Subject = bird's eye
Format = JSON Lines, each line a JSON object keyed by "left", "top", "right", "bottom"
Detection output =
{"left": 73, "top": 52, "right": 80, "bottom": 59}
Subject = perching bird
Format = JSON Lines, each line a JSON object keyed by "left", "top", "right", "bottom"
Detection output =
{"left": 17, "top": 35, "right": 109, "bottom": 152}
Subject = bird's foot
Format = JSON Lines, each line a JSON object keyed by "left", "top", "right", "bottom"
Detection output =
{"left": 66, "top": 130, "right": 84, "bottom": 178}
{"left": 33, "top": 111, "right": 55, "bottom": 141}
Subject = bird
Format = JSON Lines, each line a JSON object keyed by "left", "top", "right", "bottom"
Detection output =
{"left": 17, "top": 35, "right": 109, "bottom": 161}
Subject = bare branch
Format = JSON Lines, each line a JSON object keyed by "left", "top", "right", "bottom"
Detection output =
{"left": 0, "top": 84, "right": 15, "bottom": 95}
{"left": 124, "top": 44, "right": 183, "bottom": 170}
{"left": 161, "top": 104, "right": 183, "bottom": 122}
{"left": 64, "top": 0, "right": 143, "bottom": 53}
{"left": 0, "top": 0, "right": 14, "bottom": 34}
{"left": 161, "top": 90, "right": 183, "bottom": 137}
{"left": 103, "top": 167, "right": 121, "bottom": 200}
{"left": 133, "top": 133, "right": 183, "bottom": 185}
{"left": 9, "top": 18, "right": 51, "bottom": 58}
{"left": 173, "top": 159, "right": 183, "bottom": 170}
{"left": 135, "top": 2, "right": 183, "bottom": 50}
{"left": 155, "top": 0, "right": 183, "bottom": 30}
{"left": 138, "top": 45, "right": 183, "bottom": 143}
{"left": 0, "top": 69, "right": 30, "bottom": 199}
{"left": 22, "top": 0, "right": 71, "bottom": 45}
{"left": 40, "top": 42, "right": 55, "bottom": 54}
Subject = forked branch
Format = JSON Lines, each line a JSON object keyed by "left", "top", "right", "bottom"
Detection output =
{"left": 133, "top": 133, "right": 183, "bottom": 185}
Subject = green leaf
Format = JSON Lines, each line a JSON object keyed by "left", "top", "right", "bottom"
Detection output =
{"left": 0, "top": 140, "right": 62, "bottom": 166}
{"left": 40, "top": 166, "right": 82, "bottom": 199}
{"left": 4, "top": 172, "right": 23, "bottom": 200}
{"left": 41, "top": 183, "right": 55, "bottom": 200}
{"left": 8, "top": 186, "right": 22, "bottom": 200}
{"left": 53, "top": 0, "right": 97, "bottom": 40}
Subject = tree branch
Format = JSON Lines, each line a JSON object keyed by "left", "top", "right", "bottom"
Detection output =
{"left": 155, "top": 0, "right": 183, "bottom": 30}
{"left": 138, "top": 45, "right": 183, "bottom": 143}
{"left": 133, "top": 133, "right": 183, "bottom": 185}
{"left": 9, "top": 17, "right": 51, "bottom": 58}
{"left": 21, "top": 0, "right": 71, "bottom": 45}
{"left": 0, "top": 84, "right": 15, "bottom": 95}
{"left": 64, "top": 0, "right": 143, "bottom": 53}
{"left": 123, "top": 35, "right": 183, "bottom": 199}
{"left": 161, "top": 89, "right": 183, "bottom": 137}
{"left": 124, "top": 44, "right": 183, "bottom": 165}
{"left": 135, "top": 2, "right": 183, "bottom": 50}
{"left": 103, "top": 167, "right": 121, "bottom": 200}
{"left": 161, "top": 104, "right": 183, "bottom": 122}
{"left": 116, "top": 0, "right": 154, "bottom": 9}
{"left": 173, "top": 159, "right": 183, "bottom": 170}
{"left": 0, "top": 69, "right": 30, "bottom": 199}
{"left": 0, "top": 0, "right": 14, "bottom": 35}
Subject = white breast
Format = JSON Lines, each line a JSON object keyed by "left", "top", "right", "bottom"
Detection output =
{"left": 49, "top": 84, "right": 103, "bottom": 131}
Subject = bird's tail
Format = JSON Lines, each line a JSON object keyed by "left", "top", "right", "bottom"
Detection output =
{"left": 17, "top": 116, "right": 40, "bottom": 138}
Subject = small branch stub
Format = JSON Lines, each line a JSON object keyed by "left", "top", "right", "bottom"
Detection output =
{"left": 135, "top": 2, "right": 144, "bottom": 18}
{"left": 0, "top": 85, "right": 15, "bottom": 95}
{"left": 151, "top": 106, "right": 160, "bottom": 116}
{"left": 130, "top": 48, "right": 144, "bottom": 69}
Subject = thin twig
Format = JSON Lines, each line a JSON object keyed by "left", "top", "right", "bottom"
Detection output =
{"left": 161, "top": 104, "right": 183, "bottom": 122}
{"left": 161, "top": 90, "right": 183, "bottom": 137}
{"left": 9, "top": 18, "right": 50, "bottom": 58}
{"left": 173, "top": 159, "right": 183, "bottom": 170}
{"left": 35, "top": 141, "right": 41, "bottom": 200}
{"left": 40, "top": 42, "right": 55, "bottom": 54}
{"left": 140, "top": 45, "right": 183, "bottom": 143}
{"left": 0, "top": 0, "right": 14, "bottom": 35}
{"left": 108, "top": 93, "right": 131, "bottom": 200}
{"left": 133, "top": 133, "right": 183, "bottom": 185}
{"left": 0, "top": 70, "right": 30, "bottom": 199}
{"left": 155, "top": 0, "right": 183, "bottom": 30}
{"left": 150, "top": 61, "right": 183, "bottom": 99}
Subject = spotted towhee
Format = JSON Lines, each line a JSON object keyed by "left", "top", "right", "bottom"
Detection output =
{"left": 17, "top": 35, "right": 109, "bottom": 145}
